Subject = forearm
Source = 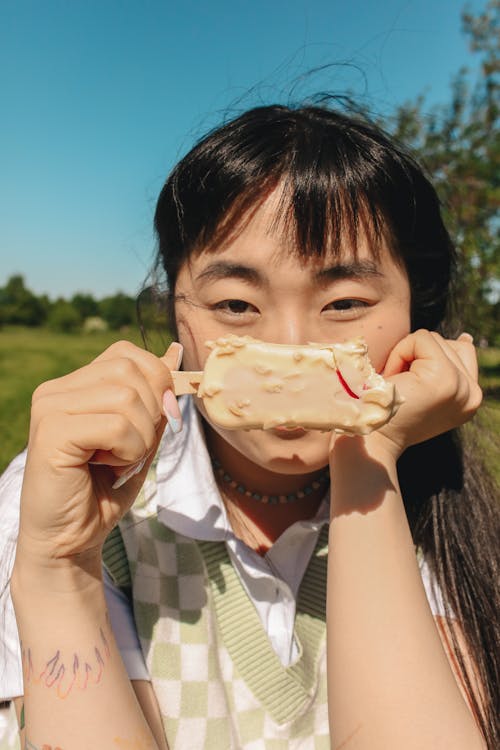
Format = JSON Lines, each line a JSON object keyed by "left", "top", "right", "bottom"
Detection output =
{"left": 327, "top": 437, "right": 485, "bottom": 750}
{"left": 11, "top": 545, "right": 158, "bottom": 750}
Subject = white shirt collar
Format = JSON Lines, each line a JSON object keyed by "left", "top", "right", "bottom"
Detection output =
{"left": 153, "top": 396, "right": 329, "bottom": 544}
{"left": 151, "top": 397, "right": 329, "bottom": 666}
{"left": 155, "top": 396, "right": 230, "bottom": 541}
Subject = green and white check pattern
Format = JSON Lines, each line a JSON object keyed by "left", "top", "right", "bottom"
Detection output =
{"left": 105, "top": 506, "right": 331, "bottom": 749}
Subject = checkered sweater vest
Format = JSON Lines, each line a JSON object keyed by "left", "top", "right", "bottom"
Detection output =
{"left": 103, "top": 510, "right": 331, "bottom": 749}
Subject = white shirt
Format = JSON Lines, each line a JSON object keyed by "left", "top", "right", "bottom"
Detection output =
{"left": 0, "top": 397, "right": 446, "bottom": 699}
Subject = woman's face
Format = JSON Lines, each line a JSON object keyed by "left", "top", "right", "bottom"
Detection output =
{"left": 174, "top": 189, "right": 411, "bottom": 476}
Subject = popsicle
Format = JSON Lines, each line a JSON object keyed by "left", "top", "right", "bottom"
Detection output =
{"left": 171, "top": 335, "right": 402, "bottom": 435}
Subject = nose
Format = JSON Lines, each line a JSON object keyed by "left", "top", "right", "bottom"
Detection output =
{"left": 265, "top": 311, "right": 310, "bottom": 346}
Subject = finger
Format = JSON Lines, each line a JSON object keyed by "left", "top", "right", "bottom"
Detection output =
{"left": 383, "top": 330, "right": 449, "bottom": 377}
{"left": 425, "top": 335, "right": 479, "bottom": 412}
{"left": 32, "top": 384, "right": 160, "bottom": 455}
{"left": 428, "top": 332, "right": 479, "bottom": 383}
{"left": 94, "top": 340, "right": 178, "bottom": 394}
{"left": 34, "top": 342, "right": 156, "bottom": 393}
{"left": 33, "top": 365, "right": 162, "bottom": 432}
{"left": 35, "top": 342, "right": 182, "bottom": 417}
{"left": 91, "top": 414, "right": 167, "bottom": 464}
{"left": 111, "top": 456, "right": 148, "bottom": 489}
{"left": 98, "top": 341, "right": 184, "bottom": 435}
{"left": 159, "top": 342, "right": 184, "bottom": 433}
{"left": 428, "top": 331, "right": 471, "bottom": 375}
{"left": 34, "top": 341, "right": 184, "bottom": 438}
{"left": 388, "top": 331, "right": 482, "bottom": 419}
{"left": 451, "top": 334, "right": 479, "bottom": 380}
{"left": 107, "top": 413, "right": 168, "bottom": 489}
{"left": 96, "top": 341, "right": 184, "bottom": 426}
{"left": 446, "top": 338, "right": 482, "bottom": 412}
{"left": 161, "top": 341, "right": 184, "bottom": 372}
{"left": 34, "top": 412, "right": 153, "bottom": 467}
{"left": 440, "top": 340, "right": 476, "bottom": 379}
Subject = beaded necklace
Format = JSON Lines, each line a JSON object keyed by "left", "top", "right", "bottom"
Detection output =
{"left": 211, "top": 458, "right": 330, "bottom": 505}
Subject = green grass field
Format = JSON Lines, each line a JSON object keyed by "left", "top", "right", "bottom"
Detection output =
{"left": 1, "top": 327, "right": 499, "bottom": 482}
{"left": 0, "top": 326, "right": 147, "bottom": 473}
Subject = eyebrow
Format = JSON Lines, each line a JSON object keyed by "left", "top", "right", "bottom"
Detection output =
{"left": 195, "top": 258, "right": 383, "bottom": 286}
{"left": 195, "top": 262, "right": 265, "bottom": 286}
{"left": 315, "top": 260, "right": 383, "bottom": 285}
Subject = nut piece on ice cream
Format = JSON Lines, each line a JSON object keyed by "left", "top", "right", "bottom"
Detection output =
{"left": 173, "top": 334, "right": 402, "bottom": 435}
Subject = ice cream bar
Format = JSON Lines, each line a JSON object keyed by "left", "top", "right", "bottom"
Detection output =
{"left": 171, "top": 335, "right": 401, "bottom": 435}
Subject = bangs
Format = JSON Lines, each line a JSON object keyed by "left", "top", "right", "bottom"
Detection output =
{"left": 202, "top": 169, "right": 388, "bottom": 265}
{"left": 162, "top": 106, "right": 407, "bottom": 266}
{"left": 155, "top": 105, "right": 454, "bottom": 330}
{"left": 188, "top": 133, "right": 394, "bottom": 268}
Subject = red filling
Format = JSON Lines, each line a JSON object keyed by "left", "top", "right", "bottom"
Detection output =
{"left": 336, "top": 368, "right": 360, "bottom": 399}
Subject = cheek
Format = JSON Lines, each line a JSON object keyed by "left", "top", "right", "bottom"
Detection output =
{"left": 368, "top": 316, "right": 411, "bottom": 373}
{"left": 175, "top": 299, "right": 234, "bottom": 371}
{"left": 176, "top": 314, "right": 209, "bottom": 371}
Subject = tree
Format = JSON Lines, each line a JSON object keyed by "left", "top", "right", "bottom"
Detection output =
{"left": 71, "top": 293, "right": 99, "bottom": 320}
{"left": 0, "top": 275, "right": 47, "bottom": 326}
{"left": 388, "top": 0, "right": 499, "bottom": 343}
{"left": 135, "top": 285, "right": 172, "bottom": 355}
{"left": 99, "top": 293, "right": 136, "bottom": 330}
{"left": 47, "top": 299, "right": 82, "bottom": 333}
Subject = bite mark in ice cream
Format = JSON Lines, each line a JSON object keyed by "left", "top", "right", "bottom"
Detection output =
{"left": 336, "top": 368, "right": 360, "bottom": 399}
{"left": 172, "top": 334, "right": 402, "bottom": 435}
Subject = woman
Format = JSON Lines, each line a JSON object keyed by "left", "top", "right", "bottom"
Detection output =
{"left": 1, "top": 104, "right": 498, "bottom": 749}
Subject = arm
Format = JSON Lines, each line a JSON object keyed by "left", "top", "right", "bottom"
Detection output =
{"left": 12, "top": 683, "right": 169, "bottom": 750}
{"left": 11, "top": 340, "right": 182, "bottom": 750}
{"left": 11, "top": 551, "right": 157, "bottom": 750}
{"left": 326, "top": 331, "right": 486, "bottom": 750}
{"left": 132, "top": 681, "right": 170, "bottom": 750}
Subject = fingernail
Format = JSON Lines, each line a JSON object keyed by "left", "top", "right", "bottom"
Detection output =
{"left": 460, "top": 332, "right": 474, "bottom": 344}
{"left": 166, "top": 342, "right": 184, "bottom": 370}
{"left": 162, "top": 389, "right": 183, "bottom": 433}
{"left": 112, "top": 457, "right": 147, "bottom": 490}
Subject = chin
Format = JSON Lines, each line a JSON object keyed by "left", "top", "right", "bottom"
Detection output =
{"left": 198, "top": 401, "right": 331, "bottom": 475}
{"left": 225, "top": 427, "right": 331, "bottom": 475}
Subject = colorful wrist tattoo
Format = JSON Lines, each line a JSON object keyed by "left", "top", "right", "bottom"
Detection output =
{"left": 21, "top": 626, "right": 110, "bottom": 699}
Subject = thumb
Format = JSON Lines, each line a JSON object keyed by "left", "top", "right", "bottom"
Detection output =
{"left": 160, "top": 342, "right": 184, "bottom": 435}
{"left": 382, "top": 338, "right": 413, "bottom": 378}
{"left": 161, "top": 341, "right": 184, "bottom": 372}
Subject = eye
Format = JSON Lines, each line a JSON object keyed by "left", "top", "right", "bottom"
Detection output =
{"left": 324, "top": 299, "right": 368, "bottom": 311}
{"left": 212, "top": 299, "right": 259, "bottom": 315}
{"left": 322, "top": 299, "right": 370, "bottom": 317}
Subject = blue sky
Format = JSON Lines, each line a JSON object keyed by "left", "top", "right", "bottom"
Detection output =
{"left": 0, "top": 0, "right": 486, "bottom": 299}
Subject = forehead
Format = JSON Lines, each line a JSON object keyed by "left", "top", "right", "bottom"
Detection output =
{"left": 187, "top": 186, "right": 397, "bottom": 275}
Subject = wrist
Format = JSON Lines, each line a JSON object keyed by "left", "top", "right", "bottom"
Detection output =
{"left": 11, "top": 536, "right": 103, "bottom": 602}
{"left": 329, "top": 435, "right": 401, "bottom": 517}
{"left": 330, "top": 433, "right": 400, "bottom": 469}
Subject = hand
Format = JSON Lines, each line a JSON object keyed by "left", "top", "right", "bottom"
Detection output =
{"left": 17, "top": 340, "right": 183, "bottom": 561}
{"left": 367, "top": 330, "right": 482, "bottom": 460}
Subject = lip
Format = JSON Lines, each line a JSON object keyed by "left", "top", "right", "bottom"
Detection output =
{"left": 272, "top": 426, "right": 308, "bottom": 439}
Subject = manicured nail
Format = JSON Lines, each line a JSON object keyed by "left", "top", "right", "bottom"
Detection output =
{"left": 166, "top": 342, "right": 184, "bottom": 370}
{"left": 112, "top": 457, "right": 147, "bottom": 490}
{"left": 162, "top": 389, "right": 183, "bottom": 433}
{"left": 460, "top": 332, "right": 474, "bottom": 344}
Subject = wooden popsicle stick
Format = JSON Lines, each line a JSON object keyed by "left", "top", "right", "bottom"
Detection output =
{"left": 171, "top": 370, "right": 203, "bottom": 395}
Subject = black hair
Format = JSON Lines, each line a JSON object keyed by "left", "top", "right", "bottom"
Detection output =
{"left": 152, "top": 104, "right": 499, "bottom": 747}
{"left": 154, "top": 105, "right": 455, "bottom": 333}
